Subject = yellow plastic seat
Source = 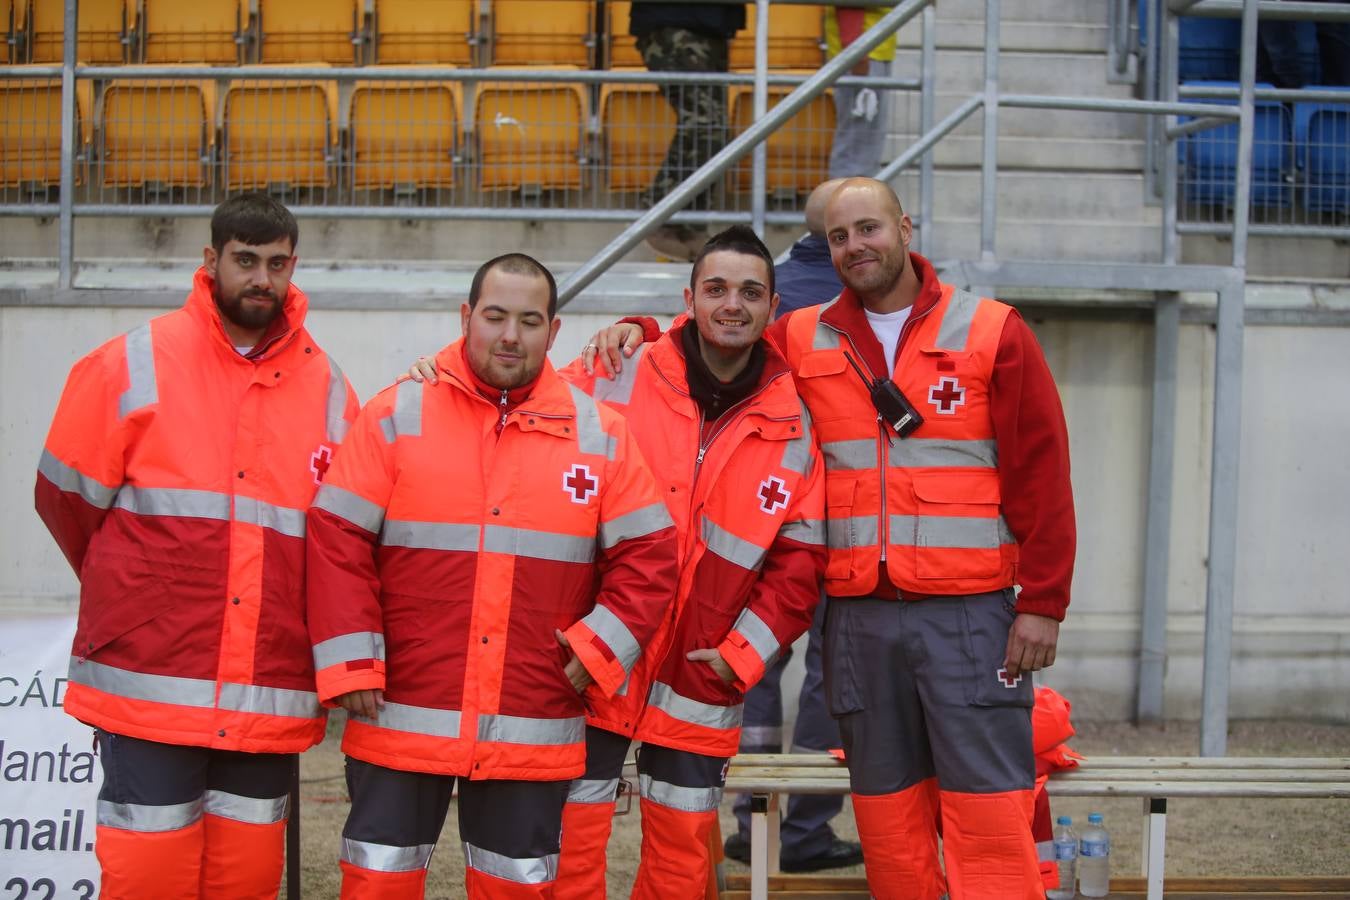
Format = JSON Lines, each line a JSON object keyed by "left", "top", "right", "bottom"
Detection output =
{"left": 101, "top": 77, "right": 216, "bottom": 188}
{"left": 491, "top": 0, "right": 592, "bottom": 67}
{"left": 372, "top": 0, "right": 475, "bottom": 65}
{"left": 599, "top": 76, "right": 674, "bottom": 192}
{"left": 730, "top": 4, "right": 824, "bottom": 70}
{"left": 27, "top": 0, "right": 127, "bottom": 64}
{"left": 728, "top": 76, "right": 834, "bottom": 194}
{"left": 142, "top": 0, "right": 244, "bottom": 64}
{"left": 0, "top": 71, "right": 91, "bottom": 185}
{"left": 475, "top": 68, "right": 588, "bottom": 191}
{"left": 604, "top": 1, "right": 641, "bottom": 69}
{"left": 224, "top": 70, "right": 338, "bottom": 189}
{"left": 259, "top": 0, "right": 363, "bottom": 65}
{"left": 350, "top": 75, "right": 460, "bottom": 190}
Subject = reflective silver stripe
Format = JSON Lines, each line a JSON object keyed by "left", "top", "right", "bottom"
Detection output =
{"left": 738, "top": 725, "right": 783, "bottom": 748}
{"left": 647, "top": 681, "right": 742, "bottom": 730}
{"left": 638, "top": 774, "right": 723, "bottom": 813}
{"left": 578, "top": 604, "right": 641, "bottom": 672}
{"left": 313, "top": 484, "right": 386, "bottom": 534}
{"left": 326, "top": 355, "right": 351, "bottom": 444}
{"left": 890, "top": 438, "right": 999, "bottom": 470}
{"left": 119, "top": 323, "right": 158, "bottom": 416}
{"left": 826, "top": 515, "right": 880, "bottom": 551}
{"left": 98, "top": 798, "right": 202, "bottom": 832}
{"left": 381, "top": 519, "right": 479, "bottom": 552}
{"left": 477, "top": 713, "right": 585, "bottom": 746}
{"left": 779, "top": 401, "right": 815, "bottom": 476}
{"left": 203, "top": 790, "right": 289, "bottom": 825}
{"left": 38, "top": 449, "right": 117, "bottom": 509}
{"left": 69, "top": 657, "right": 217, "bottom": 707}
{"left": 567, "top": 776, "right": 620, "bottom": 804}
{"left": 935, "top": 289, "right": 981, "bottom": 351}
{"left": 234, "top": 495, "right": 306, "bottom": 539}
{"left": 219, "top": 682, "right": 322, "bottom": 719}
{"left": 379, "top": 379, "right": 423, "bottom": 442}
{"left": 809, "top": 300, "right": 843, "bottom": 351}
{"left": 567, "top": 383, "right": 617, "bottom": 460}
{"left": 822, "top": 439, "right": 875, "bottom": 471}
{"left": 780, "top": 516, "right": 826, "bottom": 546}
{"left": 483, "top": 525, "right": 594, "bottom": 564}
{"left": 888, "top": 514, "right": 1014, "bottom": 549}
{"left": 590, "top": 343, "right": 649, "bottom": 406}
{"left": 354, "top": 701, "right": 462, "bottom": 738}
{"left": 341, "top": 837, "right": 435, "bottom": 873}
{"left": 730, "top": 607, "right": 778, "bottom": 666}
{"left": 313, "top": 631, "right": 386, "bottom": 670}
{"left": 114, "top": 485, "right": 231, "bottom": 520}
{"left": 702, "top": 519, "right": 768, "bottom": 572}
{"left": 599, "top": 502, "right": 673, "bottom": 550}
{"left": 463, "top": 841, "right": 558, "bottom": 885}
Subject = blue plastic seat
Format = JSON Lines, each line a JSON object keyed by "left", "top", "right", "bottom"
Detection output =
{"left": 1180, "top": 81, "right": 1292, "bottom": 208}
{"left": 1293, "top": 86, "right": 1350, "bottom": 214}
{"left": 1178, "top": 18, "right": 1241, "bottom": 82}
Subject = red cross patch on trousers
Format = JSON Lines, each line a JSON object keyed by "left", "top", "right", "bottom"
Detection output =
{"left": 310, "top": 444, "right": 334, "bottom": 485}
{"left": 758, "top": 476, "right": 790, "bottom": 514}
{"left": 996, "top": 667, "right": 1023, "bottom": 688}
{"left": 563, "top": 463, "right": 598, "bottom": 504}
{"left": 928, "top": 375, "right": 966, "bottom": 414}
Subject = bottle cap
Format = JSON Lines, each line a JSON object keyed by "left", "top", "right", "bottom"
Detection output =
{"left": 1088, "top": 813, "right": 1104, "bottom": 824}
{"left": 1057, "top": 816, "right": 1072, "bottom": 825}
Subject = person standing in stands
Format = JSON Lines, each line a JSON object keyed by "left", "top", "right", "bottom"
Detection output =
{"left": 35, "top": 193, "right": 359, "bottom": 900}
{"left": 307, "top": 253, "right": 678, "bottom": 899}
{"left": 827, "top": 6, "right": 897, "bottom": 178}
{"left": 632, "top": 2, "right": 747, "bottom": 261}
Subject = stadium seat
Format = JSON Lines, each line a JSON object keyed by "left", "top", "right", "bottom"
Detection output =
{"left": 142, "top": 0, "right": 244, "bottom": 64}
{"left": 1294, "top": 88, "right": 1350, "bottom": 214}
{"left": 475, "top": 69, "right": 588, "bottom": 191}
{"left": 3, "top": 0, "right": 14, "bottom": 64}
{"left": 490, "top": 0, "right": 592, "bottom": 67}
{"left": 1180, "top": 80, "right": 1292, "bottom": 208}
{"left": 599, "top": 77, "right": 675, "bottom": 192}
{"left": 100, "top": 77, "right": 216, "bottom": 188}
{"left": 350, "top": 76, "right": 460, "bottom": 190}
{"left": 730, "top": 4, "right": 824, "bottom": 70}
{"left": 372, "top": 0, "right": 475, "bottom": 65}
{"left": 604, "top": 1, "right": 641, "bottom": 69}
{"left": 27, "top": 0, "right": 127, "bottom": 64}
{"left": 259, "top": 0, "right": 364, "bottom": 65}
{"left": 223, "top": 71, "right": 338, "bottom": 190}
{"left": 0, "top": 72, "right": 91, "bottom": 186}
{"left": 728, "top": 77, "right": 834, "bottom": 195}
{"left": 1177, "top": 18, "right": 1240, "bottom": 83}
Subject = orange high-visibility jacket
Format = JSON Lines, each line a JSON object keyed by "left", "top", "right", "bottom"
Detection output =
{"left": 782, "top": 283, "right": 1019, "bottom": 598}
{"left": 563, "top": 319, "right": 826, "bottom": 758}
{"left": 305, "top": 341, "right": 679, "bottom": 781}
{"left": 35, "top": 267, "right": 359, "bottom": 754}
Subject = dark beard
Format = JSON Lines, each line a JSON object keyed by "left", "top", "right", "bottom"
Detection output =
{"left": 214, "top": 285, "right": 281, "bottom": 332}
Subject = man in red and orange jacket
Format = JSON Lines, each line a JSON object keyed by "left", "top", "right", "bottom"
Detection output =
{"left": 591, "top": 177, "right": 1075, "bottom": 900}
{"left": 35, "top": 193, "right": 359, "bottom": 900}
{"left": 307, "top": 252, "right": 679, "bottom": 899}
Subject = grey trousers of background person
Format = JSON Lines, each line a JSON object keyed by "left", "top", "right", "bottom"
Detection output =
{"left": 828, "top": 58, "right": 892, "bottom": 179}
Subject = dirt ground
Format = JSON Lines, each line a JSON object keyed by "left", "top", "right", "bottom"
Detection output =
{"left": 295, "top": 718, "right": 1350, "bottom": 898}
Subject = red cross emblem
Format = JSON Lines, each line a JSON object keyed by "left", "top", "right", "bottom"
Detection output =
{"left": 758, "top": 476, "right": 790, "bottom": 515}
{"left": 928, "top": 376, "right": 966, "bottom": 414}
{"left": 563, "top": 464, "right": 598, "bottom": 504}
{"left": 996, "top": 667, "right": 1022, "bottom": 688}
{"left": 310, "top": 444, "right": 334, "bottom": 485}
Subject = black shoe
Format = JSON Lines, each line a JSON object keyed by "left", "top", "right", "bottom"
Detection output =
{"left": 723, "top": 831, "right": 751, "bottom": 864}
{"left": 779, "top": 838, "right": 864, "bottom": 873}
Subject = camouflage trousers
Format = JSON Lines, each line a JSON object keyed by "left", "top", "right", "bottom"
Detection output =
{"left": 636, "top": 27, "right": 730, "bottom": 209}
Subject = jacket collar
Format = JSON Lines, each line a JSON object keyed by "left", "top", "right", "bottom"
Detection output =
{"left": 185, "top": 266, "right": 306, "bottom": 360}
{"left": 649, "top": 315, "right": 799, "bottom": 417}
{"left": 817, "top": 251, "right": 944, "bottom": 378}
{"left": 434, "top": 337, "right": 574, "bottom": 417}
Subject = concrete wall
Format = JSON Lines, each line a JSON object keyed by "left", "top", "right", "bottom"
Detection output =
{"left": 3, "top": 290, "right": 1348, "bottom": 722}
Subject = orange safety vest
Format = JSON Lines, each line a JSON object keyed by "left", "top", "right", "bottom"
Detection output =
{"left": 305, "top": 341, "right": 679, "bottom": 781}
{"left": 783, "top": 283, "right": 1018, "bottom": 598}
{"left": 562, "top": 319, "right": 826, "bottom": 758}
{"left": 35, "top": 267, "right": 358, "bottom": 754}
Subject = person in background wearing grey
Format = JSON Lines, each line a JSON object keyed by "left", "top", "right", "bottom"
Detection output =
{"left": 827, "top": 6, "right": 897, "bottom": 178}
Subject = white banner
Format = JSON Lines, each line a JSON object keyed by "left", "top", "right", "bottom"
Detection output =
{"left": 0, "top": 610, "right": 100, "bottom": 898}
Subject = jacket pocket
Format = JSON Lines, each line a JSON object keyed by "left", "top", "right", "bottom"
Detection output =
{"left": 824, "top": 476, "right": 859, "bottom": 581}
{"left": 962, "top": 590, "right": 1032, "bottom": 708}
{"left": 910, "top": 470, "right": 1004, "bottom": 581}
{"left": 75, "top": 552, "right": 178, "bottom": 659}
{"left": 823, "top": 600, "right": 865, "bottom": 717}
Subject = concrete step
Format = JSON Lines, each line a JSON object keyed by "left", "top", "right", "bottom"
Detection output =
{"left": 892, "top": 49, "right": 1134, "bottom": 98}
{"left": 889, "top": 134, "right": 1146, "bottom": 170}
{"left": 925, "top": 216, "right": 1164, "bottom": 263}
{"left": 927, "top": 20, "right": 1107, "bottom": 54}
{"left": 892, "top": 169, "right": 1157, "bottom": 223}
{"left": 885, "top": 92, "right": 1147, "bottom": 141}
{"left": 936, "top": 0, "right": 1111, "bottom": 26}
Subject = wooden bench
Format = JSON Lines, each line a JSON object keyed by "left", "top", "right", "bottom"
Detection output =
{"left": 723, "top": 753, "right": 1350, "bottom": 900}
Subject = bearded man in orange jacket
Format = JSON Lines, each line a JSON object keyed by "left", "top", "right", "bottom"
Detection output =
{"left": 308, "top": 252, "right": 680, "bottom": 899}
{"left": 35, "top": 193, "right": 359, "bottom": 900}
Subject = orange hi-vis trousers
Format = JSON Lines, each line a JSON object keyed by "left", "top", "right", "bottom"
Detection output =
{"left": 93, "top": 730, "right": 292, "bottom": 900}
{"left": 556, "top": 726, "right": 631, "bottom": 900}
{"left": 629, "top": 743, "right": 729, "bottom": 900}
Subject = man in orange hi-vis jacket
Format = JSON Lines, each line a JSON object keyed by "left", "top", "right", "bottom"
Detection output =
{"left": 35, "top": 193, "right": 359, "bottom": 900}
{"left": 307, "top": 252, "right": 680, "bottom": 900}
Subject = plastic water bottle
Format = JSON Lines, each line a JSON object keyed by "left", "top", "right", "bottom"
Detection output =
{"left": 1046, "top": 815, "right": 1078, "bottom": 899}
{"left": 1077, "top": 812, "right": 1111, "bottom": 897}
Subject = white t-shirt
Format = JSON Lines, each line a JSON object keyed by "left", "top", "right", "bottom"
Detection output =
{"left": 863, "top": 306, "right": 911, "bottom": 378}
